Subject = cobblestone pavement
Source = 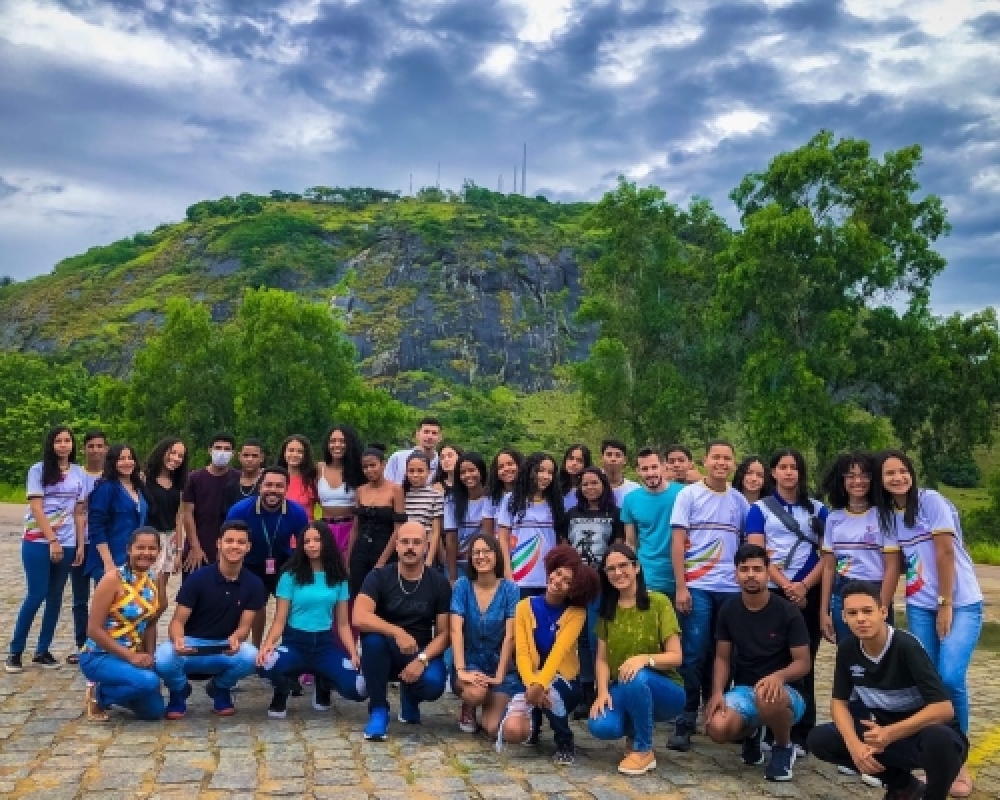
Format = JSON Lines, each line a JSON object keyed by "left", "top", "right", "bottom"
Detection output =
{"left": 1, "top": 524, "right": 999, "bottom": 798}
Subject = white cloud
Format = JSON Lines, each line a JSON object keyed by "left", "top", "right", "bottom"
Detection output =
{"left": 477, "top": 44, "right": 519, "bottom": 78}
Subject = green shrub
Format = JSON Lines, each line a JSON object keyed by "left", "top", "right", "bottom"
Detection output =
{"left": 940, "top": 455, "right": 982, "bottom": 488}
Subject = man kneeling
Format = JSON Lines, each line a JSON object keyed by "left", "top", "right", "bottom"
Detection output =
{"left": 807, "top": 581, "right": 968, "bottom": 800}
{"left": 353, "top": 521, "right": 451, "bottom": 740}
{"left": 154, "top": 521, "right": 264, "bottom": 717}
{"left": 704, "top": 544, "right": 811, "bottom": 783}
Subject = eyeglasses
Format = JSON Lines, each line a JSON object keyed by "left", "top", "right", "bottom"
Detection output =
{"left": 843, "top": 473, "right": 871, "bottom": 481}
{"left": 604, "top": 562, "right": 635, "bottom": 574}
{"left": 471, "top": 550, "right": 494, "bottom": 559}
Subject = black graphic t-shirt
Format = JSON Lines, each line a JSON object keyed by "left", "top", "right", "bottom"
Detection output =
{"left": 564, "top": 506, "right": 624, "bottom": 568}
{"left": 359, "top": 564, "right": 452, "bottom": 649}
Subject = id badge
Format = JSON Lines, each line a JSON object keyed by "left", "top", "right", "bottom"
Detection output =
{"left": 265, "top": 558, "right": 276, "bottom": 575}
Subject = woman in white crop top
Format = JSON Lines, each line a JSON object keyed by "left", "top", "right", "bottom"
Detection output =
{"left": 317, "top": 425, "right": 364, "bottom": 553}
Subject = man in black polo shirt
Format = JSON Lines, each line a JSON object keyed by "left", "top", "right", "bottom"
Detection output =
{"left": 154, "top": 521, "right": 265, "bottom": 718}
{"left": 353, "top": 521, "right": 451, "bottom": 741}
{"left": 808, "top": 581, "right": 968, "bottom": 800}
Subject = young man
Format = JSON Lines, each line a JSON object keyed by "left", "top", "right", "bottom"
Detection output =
{"left": 704, "top": 544, "right": 811, "bottom": 782}
{"left": 353, "top": 521, "right": 451, "bottom": 741}
{"left": 807, "top": 582, "right": 968, "bottom": 800}
{"left": 222, "top": 438, "right": 265, "bottom": 513}
{"left": 154, "top": 521, "right": 264, "bottom": 718}
{"left": 665, "top": 445, "right": 702, "bottom": 485}
{"left": 668, "top": 439, "right": 750, "bottom": 751}
{"left": 181, "top": 433, "right": 238, "bottom": 578}
{"left": 224, "top": 467, "right": 310, "bottom": 647}
{"left": 600, "top": 439, "right": 640, "bottom": 506}
{"left": 68, "top": 429, "right": 109, "bottom": 662}
{"left": 383, "top": 417, "right": 442, "bottom": 487}
{"left": 620, "top": 448, "right": 684, "bottom": 599}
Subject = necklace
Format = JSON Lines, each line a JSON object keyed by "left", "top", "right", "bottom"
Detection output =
{"left": 397, "top": 566, "right": 425, "bottom": 595}
{"left": 239, "top": 477, "right": 258, "bottom": 497}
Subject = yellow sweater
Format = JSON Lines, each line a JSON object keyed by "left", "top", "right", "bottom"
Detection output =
{"left": 514, "top": 599, "right": 585, "bottom": 688}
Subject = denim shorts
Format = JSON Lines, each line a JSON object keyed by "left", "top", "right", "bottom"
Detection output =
{"left": 724, "top": 684, "right": 805, "bottom": 728}
{"left": 452, "top": 659, "right": 522, "bottom": 698}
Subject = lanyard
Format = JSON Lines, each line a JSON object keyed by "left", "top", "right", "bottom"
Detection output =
{"left": 256, "top": 498, "right": 286, "bottom": 558}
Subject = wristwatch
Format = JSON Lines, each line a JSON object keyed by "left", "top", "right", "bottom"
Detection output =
{"left": 417, "top": 652, "right": 429, "bottom": 665}
{"left": 647, "top": 656, "right": 656, "bottom": 669}
{"left": 937, "top": 595, "right": 951, "bottom": 607}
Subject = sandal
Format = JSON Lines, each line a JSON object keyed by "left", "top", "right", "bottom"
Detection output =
{"left": 85, "top": 684, "right": 109, "bottom": 722}
{"left": 66, "top": 652, "right": 80, "bottom": 665}
{"left": 950, "top": 767, "right": 973, "bottom": 798}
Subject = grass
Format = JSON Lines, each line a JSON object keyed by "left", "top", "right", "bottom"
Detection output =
{"left": 0, "top": 483, "right": 25, "bottom": 503}
{"left": 968, "top": 542, "right": 1000, "bottom": 566}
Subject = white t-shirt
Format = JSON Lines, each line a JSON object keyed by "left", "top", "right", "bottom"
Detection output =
{"left": 746, "top": 495, "right": 827, "bottom": 584}
{"left": 24, "top": 463, "right": 87, "bottom": 547}
{"left": 612, "top": 479, "right": 641, "bottom": 507}
{"left": 670, "top": 481, "right": 749, "bottom": 592}
{"left": 495, "top": 493, "right": 558, "bottom": 589}
{"left": 384, "top": 448, "right": 439, "bottom": 487}
{"left": 893, "top": 489, "right": 982, "bottom": 610}
{"left": 443, "top": 495, "right": 491, "bottom": 570}
{"left": 822, "top": 507, "right": 897, "bottom": 583}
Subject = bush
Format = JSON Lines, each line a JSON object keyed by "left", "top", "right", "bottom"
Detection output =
{"left": 940, "top": 455, "right": 982, "bottom": 488}
{"left": 964, "top": 470, "right": 1000, "bottom": 544}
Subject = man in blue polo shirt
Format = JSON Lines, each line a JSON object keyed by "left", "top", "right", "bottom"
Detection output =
{"left": 224, "top": 466, "right": 309, "bottom": 647}
{"left": 154, "top": 520, "right": 265, "bottom": 718}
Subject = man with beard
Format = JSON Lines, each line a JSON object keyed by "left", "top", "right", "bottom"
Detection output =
{"left": 703, "top": 544, "right": 811, "bottom": 783}
{"left": 224, "top": 467, "right": 310, "bottom": 647}
{"left": 620, "top": 448, "right": 684, "bottom": 600}
{"left": 353, "top": 521, "right": 451, "bottom": 741}
{"left": 384, "top": 417, "right": 442, "bottom": 487}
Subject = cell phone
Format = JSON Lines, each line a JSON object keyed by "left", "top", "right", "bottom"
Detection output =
{"left": 191, "top": 644, "right": 230, "bottom": 655}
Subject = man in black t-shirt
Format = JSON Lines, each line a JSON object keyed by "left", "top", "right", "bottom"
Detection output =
{"left": 704, "top": 544, "right": 811, "bottom": 783}
{"left": 353, "top": 520, "right": 451, "bottom": 741}
{"left": 808, "top": 581, "right": 968, "bottom": 800}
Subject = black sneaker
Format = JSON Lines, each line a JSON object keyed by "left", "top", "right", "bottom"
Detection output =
{"left": 573, "top": 682, "right": 595, "bottom": 720}
{"left": 31, "top": 652, "right": 61, "bottom": 669}
{"left": 667, "top": 717, "right": 693, "bottom": 752}
{"left": 313, "top": 681, "right": 332, "bottom": 711}
{"left": 765, "top": 743, "right": 796, "bottom": 782}
{"left": 741, "top": 726, "right": 765, "bottom": 766}
{"left": 290, "top": 677, "right": 304, "bottom": 697}
{"left": 553, "top": 743, "right": 575, "bottom": 765}
{"left": 267, "top": 691, "right": 288, "bottom": 719}
{"left": 884, "top": 776, "right": 925, "bottom": 800}
{"left": 5, "top": 654, "right": 23, "bottom": 673}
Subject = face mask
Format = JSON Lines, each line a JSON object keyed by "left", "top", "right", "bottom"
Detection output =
{"left": 211, "top": 449, "right": 233, "bottom": 468}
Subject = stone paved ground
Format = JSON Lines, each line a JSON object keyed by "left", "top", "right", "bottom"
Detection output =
{"left": 1, "top": 515, "right": 999, "bottom": 798}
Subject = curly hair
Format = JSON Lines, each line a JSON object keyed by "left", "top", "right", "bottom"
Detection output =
{"left": 507, "top": 452, "right": 567, "bottom": 537}
{"left": 543, "top": 544, "right": 600, "bottom": 608}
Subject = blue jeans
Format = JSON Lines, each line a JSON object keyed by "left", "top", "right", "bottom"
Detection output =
{"left": 359, "top": 632, "right": 447, "bottom": 713}
{"left": 588, "top": 669, "right": 685, "bottom": 752}
{"left": 906, "top": 601, "right": 982, "bottom": 733}
{"left": 260, "top": 627, "right": 366, "bottom": 702}
{"left": 9, "top": 541, "right": 76, "bottom": 655}
{"left": 79, "top": 651, "right": 165, "bottom": 720}
{"left": 577, "top": 597, "right": 600, "bottom": 684}
{"left": 70, "top": 563, "right": 91, "bottom": 648}
{"left": 154, "top": 637, "right": 258, "bottom": 692}
{"left": 533, "top": 677, "right": 581, "bottom": 748}
{"left": 677, "top": 588, "right": 740, "bottom": 718}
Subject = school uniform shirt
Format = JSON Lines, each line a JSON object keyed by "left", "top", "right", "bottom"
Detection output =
{"left": 563, "top": 489, "right": 578, "bottom": 512}
{"left": 892, "top": 489, "right": 982, "bottom": 610}
{"left": 443, "top": 495, "right": 491, "bottom": 571}
{"left": 832, "top": 626, "right": 962, "bottom": 736}
{"left": 384, "top": 448, "right": 440, "bottom": 487}
{"left": 24, "top": 463, "right": 87, "bottom": 547}
{"left": 611, "top": 478, "right": 641, "bottom": 507}
{"left": 822, "top": 507, "right": 898, "bottom": 583}
{"left": 565, "top": 506, "right": 624, "bottom": 569}
{"left": 670, "top": 481, "right": 749, "bottom": 592}
{"left": 495, "top": 493, "right": 559, "bottom": 589}
{"left": 745, "top": 493, "right": 828, "bottom": 585}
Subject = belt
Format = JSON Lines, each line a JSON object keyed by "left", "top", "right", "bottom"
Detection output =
{"left": 324, "top": 516, "right": 353, "bottom": 524}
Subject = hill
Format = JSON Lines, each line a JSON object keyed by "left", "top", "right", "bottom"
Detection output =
{"left": 0, "top": 187, "right": 597, "bottom": 401}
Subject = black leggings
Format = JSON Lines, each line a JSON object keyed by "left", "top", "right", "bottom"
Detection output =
{"left": 349, "top": 535, "right": 391, "bottom": 597}
{"left": 808, "top": 717, "right": 967, "bottom": 800}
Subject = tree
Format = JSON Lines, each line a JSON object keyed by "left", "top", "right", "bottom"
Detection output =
{"left": 118, "top": 298, "right": 237, "bottom": 454}
{"left": 717, "top": 131, "right": 951, "bottom": 464}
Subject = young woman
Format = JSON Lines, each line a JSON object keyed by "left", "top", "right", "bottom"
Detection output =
{"left": 6, "top": 426, "right": 87, "bottom": 673}
{"left": 745, "top": 448, "right": 826, "bottom": 751}
{"left": 80, "top": 527, "right": 166, "bottom": 721}
{"left": 345, "top": 447, "right": 406, "bottom": 597}
{"left": 143, "top": 438, "right": 188, "bottom": 583}
{"left": 496, "top": 452, "right": 567, "bottom": 599}
{"left": 84, "top": 444, "right": 150, "bottom": 586}
{"left": 317, "top": 425, "right": 364, "bottom": 554}
{"left": 559, "top": 444, "right": 592, "bottom": 512}
{"left": 874, "top": 449, "right": 982, "bottom": 798}
{"left": 433, "top": 444, "right": 463, "bottom": 497}
{"left": 819, "top": 452, "right": 900, "bottom": 644}
{"left": 450, "top": 532, "right": 520, "bottom": 735}
{"left": 733, "top": 455, "right": 772, "bottom": 506}
{"left": 444, "top": 452, "right": 491, "bottom": 582}
{"left": 588, "top": 543, "right": 684, "bottom": 776}
{"left": 399, "top": 452, "right": 445, "bottom": 568}
{"left": 482, "top": 448, "right": 522, "bottom": 538}
{"left": 278, "top": 434, "right": 319, "bottom": 514}
{"left": 562, "top": 467, "right": 624, "bottom": 718}
{"left": 497, "top": 545, "right": 600, "bottom": 765}
{"left": 257, "top": 521, "right": 366, "bottom": 718}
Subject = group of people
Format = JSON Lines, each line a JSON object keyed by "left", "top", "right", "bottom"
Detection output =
{"left": 5, "top": 418, "right": 984, "bottom": 800}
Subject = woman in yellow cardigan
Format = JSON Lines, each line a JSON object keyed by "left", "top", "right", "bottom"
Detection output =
{"left": 498, "top": 544, "right": 600, "bottom": 765}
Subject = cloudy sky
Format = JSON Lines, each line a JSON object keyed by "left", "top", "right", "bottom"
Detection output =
{"left": 1, "top": 0, "right": 998, "bottom": 311}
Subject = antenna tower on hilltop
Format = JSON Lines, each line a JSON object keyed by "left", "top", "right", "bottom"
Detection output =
{"left": 522, "top": 143, "right": 527, "bottom": 197}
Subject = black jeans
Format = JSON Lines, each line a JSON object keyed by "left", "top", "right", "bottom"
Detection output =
{"left": 808, "top": 717, "right": 967, "bottom": 800}
{"left": 770, "top": 584, "right": 821, "bottom": 746}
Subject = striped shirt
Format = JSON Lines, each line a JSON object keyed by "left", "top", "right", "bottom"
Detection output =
{"left": 405, "top": 486, "right": 444, "bottom": 535}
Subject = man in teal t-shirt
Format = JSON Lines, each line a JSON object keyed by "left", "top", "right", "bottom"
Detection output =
{"left": 621, "top": 448, "right": 683, "bottom": 597}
